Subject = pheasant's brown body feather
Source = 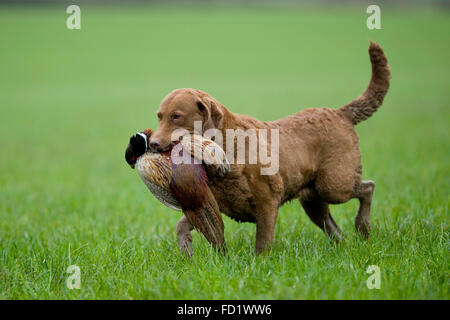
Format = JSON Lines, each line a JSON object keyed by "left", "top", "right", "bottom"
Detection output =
{"left": 136, "top": 153, "right": 180, "bottom": 210}
{"left": 170, "top": 163, "right": 226, "bottom": 251}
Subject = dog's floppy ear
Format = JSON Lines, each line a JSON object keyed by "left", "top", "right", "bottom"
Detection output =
{"left": 197, "top": 96, "right": 224, "bottom": 131}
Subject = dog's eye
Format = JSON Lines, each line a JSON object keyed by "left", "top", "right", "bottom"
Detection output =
{"left": 171, "top": 114, "right": 181, "bottom": 120}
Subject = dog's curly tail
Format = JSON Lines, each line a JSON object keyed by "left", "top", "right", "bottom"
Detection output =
{"left": 340, "top": 41, "right": 391, "bottom": 125}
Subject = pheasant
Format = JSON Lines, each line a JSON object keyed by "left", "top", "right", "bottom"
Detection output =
{"left": 125, "top": 128, "right": 230, "bottom": 255}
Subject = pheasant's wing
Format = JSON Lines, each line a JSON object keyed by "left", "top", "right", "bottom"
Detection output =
{"left": 142, "top": 179, "right": 181, "bottom": 211}
{"left": 180, "top": 134, "right": 230, "bottom": 178}
{"left": 170, "top": 163, "right": 226, "bottom": 252}
{"left": 136, "top": 153, "right": 181, "bottom": 211}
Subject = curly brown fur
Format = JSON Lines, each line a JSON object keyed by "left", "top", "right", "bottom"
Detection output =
{"left": 340, "top": 42, "right": 391, "bottom": 125}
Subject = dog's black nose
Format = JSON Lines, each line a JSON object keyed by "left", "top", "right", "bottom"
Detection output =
{"left": 149, "top": 139, "right": 160, "bottom": 150}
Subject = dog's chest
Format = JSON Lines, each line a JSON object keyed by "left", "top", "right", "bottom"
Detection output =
{"left": 208, "top": 173, "right": 257, "bottom": 222}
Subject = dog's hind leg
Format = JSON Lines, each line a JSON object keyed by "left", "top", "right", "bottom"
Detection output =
{"left": 354, "top": 180, "right": 375, "bottom": 238}
{"left": 299, "top": 191, "right": 343, "bottom": 242}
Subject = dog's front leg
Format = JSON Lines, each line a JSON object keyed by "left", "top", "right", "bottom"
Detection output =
{"left": 176, "top": 216, "right": 194, "bottom": 257}
{"left": 255, "top": 206, "right": 279, "bottom": 255}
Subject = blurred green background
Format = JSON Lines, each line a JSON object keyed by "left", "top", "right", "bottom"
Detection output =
{"left": 0, "top": 2, "right": 448, "bottom": 299}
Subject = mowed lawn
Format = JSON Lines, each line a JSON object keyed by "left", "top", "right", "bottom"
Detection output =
{"left": 0, "top": 5, "right": 448, "bottom": 299}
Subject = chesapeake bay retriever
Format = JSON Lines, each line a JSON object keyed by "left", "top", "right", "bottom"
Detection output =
{"left": 150, "top": 42, "right": 390, "bottom": 254}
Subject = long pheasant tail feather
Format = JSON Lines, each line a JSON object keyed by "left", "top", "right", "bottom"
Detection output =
{"left": 183, "top": 191, "right": 226, "bottom": 254}
{"left": 204, "top": 199, "right": 226, "bottom": 251}
{"left": 185, "top": 210, "right": 226, "bottom": 254}
{"left": 170, "top": 162, "right": 226, "bottom": 254}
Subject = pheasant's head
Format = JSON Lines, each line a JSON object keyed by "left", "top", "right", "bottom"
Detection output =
{"left": 125, "top": 129, "right": 153, "bottom": 169}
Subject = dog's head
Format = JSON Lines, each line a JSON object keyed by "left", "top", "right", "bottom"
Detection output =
{"left": 150, "top": 89, "right": 224, "bottom": 152}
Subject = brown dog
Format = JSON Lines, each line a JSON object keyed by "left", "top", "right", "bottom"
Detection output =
{"left": 150, "top": 42, "right": 390, "bottom": 254}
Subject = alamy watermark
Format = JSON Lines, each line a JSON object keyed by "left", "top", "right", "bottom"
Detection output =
{"left": 169, "top": 121, "right": 280, "bottom": 175}
{"left": 66, "top": 265, "right": 81, "bottom": 289}
{"left": 66, "top": 5, "right": 81, "bottom": 30}
{"left": 366, "top": 265, "right": 381, "bottom": 289}
{"left": 366, "top": 5, "right": 381, "bottom": 30}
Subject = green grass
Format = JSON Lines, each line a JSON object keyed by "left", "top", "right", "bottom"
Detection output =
{"left": 0, "top": 4, "right": 448, "bottom": 299}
